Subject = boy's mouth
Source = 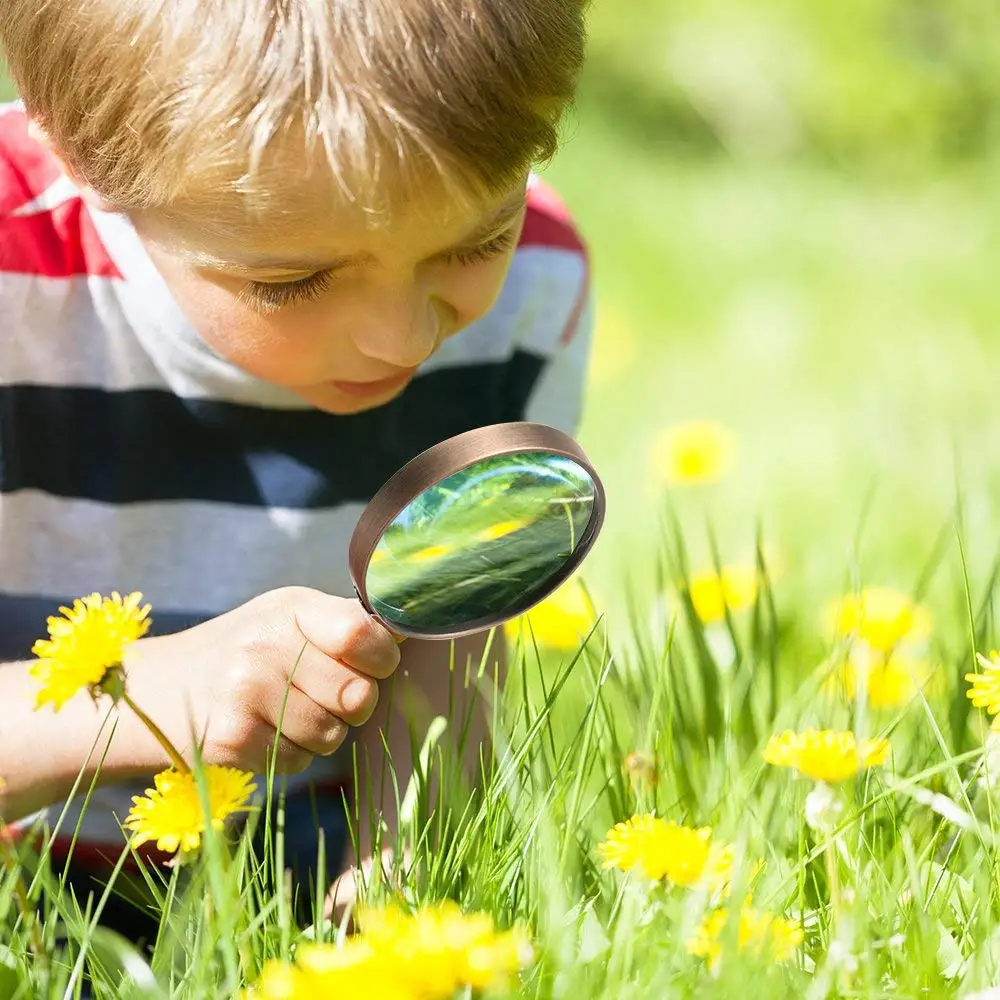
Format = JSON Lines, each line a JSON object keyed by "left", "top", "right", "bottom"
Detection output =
{"left": 330, "top": 370, "right": 416, "bottom": 398}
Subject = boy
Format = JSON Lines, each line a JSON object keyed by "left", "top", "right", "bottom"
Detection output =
{"left": 0, "top": 0, "right": 592, "bottom": 934}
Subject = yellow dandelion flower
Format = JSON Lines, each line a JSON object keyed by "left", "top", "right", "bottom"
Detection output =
{"left": 409, "top": 543, "right": 455, "bottom": 563}
{"left": 764, "top": 729, "right": 890, "bottom": 784}
{"left": 299, "top": 941, "right": 409, "bottom": 997}
{"left": 247, "top": 941, "right": 411, "bottom": 1000}
{"left": 504, "top": 578, "right": 597, "bottom": 650}
{"left": 688, "top": 903, "right": 803, "bottom": 969}
{"left": 686, "top": 565, "right": 759, "bottom": 624}
{"left": 826, "top": 587, "right": 931, "bottom": 654}
{"left": 29, "top": 591, "right": 151, "bottom": 711}
{"left": 966, "top": 651, "right": 1000, "bottom": 730}
{"left": 831, "top": 654, "right": 934, "bottom": 710}
{"left": 475, "top": 518, "right": 531, "bottom": 543}
{"left": 598, "top": 814, "right": 719, "bottom": 886}
{"left": 244, "top": 960, "right": 309, "bottom": 1000}
{"left": 124, "top": 765, "right": 256, "bottom": 854}
{"left": 361, "top": 902, "right": 531, "bottom": 996}
{"left": 651, "top": 420, "right": 736, "bottom": 487}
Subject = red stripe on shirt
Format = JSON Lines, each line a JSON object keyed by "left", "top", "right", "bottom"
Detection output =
{"left": 3, "top": 827, "right": 174, "bottom": 874}
{"left": 521, "top": 181, "right": 590, "bottom": 345}
{"left": 0, "top": 107, "right": 121, "bottom": 278}
{"left": 520, "top": 179, "right": 587, "bottom": 256}
{"left": 0, "top": 200, "right": 122, "bottom": 278}
{"left": 0, "top": 108, "right": 63, "bottom": 215}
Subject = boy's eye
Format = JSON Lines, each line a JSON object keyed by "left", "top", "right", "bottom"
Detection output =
{"left": 240, "top": 270, "right": 335, "bottom": 312}
{"left": 236, "top": 226, "right": 517, "bottom": 312}
{"left": 444, "top": 228, "right": 517, "bottom": 266}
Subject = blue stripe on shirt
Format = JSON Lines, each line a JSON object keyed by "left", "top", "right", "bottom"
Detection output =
{"left": 0, "top": 352, "right": 546, "bottom": 507}
{"left": 0, "top": 592, "right": 212, "bottom": 662}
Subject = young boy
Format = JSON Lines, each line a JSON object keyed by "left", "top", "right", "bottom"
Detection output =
{"left": 0, "top": 0, "right": 591, "bottom": 934}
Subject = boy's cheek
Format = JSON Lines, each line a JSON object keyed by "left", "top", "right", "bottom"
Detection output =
{"left": 153, "top": 264, "right": 336, "bottom": 385}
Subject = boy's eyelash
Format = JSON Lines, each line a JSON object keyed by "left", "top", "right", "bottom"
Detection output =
{"left": 241, "top": 270, "right": 335, "bottom": 312}
{"left": 446, "top": 229, "right": 517, "bottom": 265}
{"left": 238, "top": 228, "right": 517, "bottom": 312}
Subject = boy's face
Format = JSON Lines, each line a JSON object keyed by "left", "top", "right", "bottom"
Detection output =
{"left": 131, "top": 180, "right": 528, "bottom": 414}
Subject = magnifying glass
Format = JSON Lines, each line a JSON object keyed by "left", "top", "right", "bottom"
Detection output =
{"left": 348, "top": 422, "right": 606, "bottom": 640}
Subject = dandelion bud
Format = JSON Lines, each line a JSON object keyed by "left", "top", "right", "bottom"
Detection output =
{"left": 623, "top": 751, "right": 658, "bottom": 787}
{"left": 804, "top": 781, "right": 844, "bottom": 834}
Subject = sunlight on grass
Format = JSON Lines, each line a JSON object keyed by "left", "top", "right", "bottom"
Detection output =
{"left": 4, "top": 502, "right": 1000, "bottom": 997}
{"left": 5, "top": 4, "right": 1000, "bottom": 997}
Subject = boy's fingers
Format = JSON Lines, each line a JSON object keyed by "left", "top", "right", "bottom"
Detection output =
{"left": 258, "top": 679, "right": 350, "bottom": 757}
{"left": 289, "top": 590, "right": 400, "bottom": 679}
{"left": 288, "top": 640, "right": 380, "bottom": 727}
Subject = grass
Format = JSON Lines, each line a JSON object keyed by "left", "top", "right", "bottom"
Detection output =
{"left": 6, "top": 538, "right": 1000, "bottom": 998}
{"left": 7, "top": 3, "right": 1000, "bottom": 996}
{"left": 543, "top": 6, "right": 1000, "bottom": 626}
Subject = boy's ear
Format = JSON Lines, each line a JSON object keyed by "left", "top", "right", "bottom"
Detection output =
{"left": 28, "top": 117, "right": 118, "bottom": 213}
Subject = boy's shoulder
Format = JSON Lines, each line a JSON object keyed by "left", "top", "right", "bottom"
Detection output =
{"left": 0, "top": 104, "right": 119, "bottom": 279}
{"left": 520, "top": 177, "right": 587, "bottom": 261}
{"left": 488, "top": 175, "right": 589, "bottom": 361}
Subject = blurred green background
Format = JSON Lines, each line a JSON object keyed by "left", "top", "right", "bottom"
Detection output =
{"left": 541, "top": 0, "right": 1000, "bottom": 627}
{"left": 4, "top": 1, "right": 1000, "bottom": 633}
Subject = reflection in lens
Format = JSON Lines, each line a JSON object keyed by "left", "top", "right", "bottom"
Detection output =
{"left": 365, "top": 451, "right": 596, "bottom": 632}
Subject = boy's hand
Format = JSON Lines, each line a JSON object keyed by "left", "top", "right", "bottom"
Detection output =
{"left": 122, "top": 587, "right": 401, "bottom": 774}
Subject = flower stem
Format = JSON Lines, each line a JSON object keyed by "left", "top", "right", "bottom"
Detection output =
{"left": 122, "top": 692, "right": 190, "bottom": 774}
{"left": 825, "top": 837, "right": 841, "bottom": 927}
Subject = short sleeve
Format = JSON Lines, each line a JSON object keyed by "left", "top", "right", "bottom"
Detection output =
{"left": 509, "top": 177, "right": 592, "bottom": 438}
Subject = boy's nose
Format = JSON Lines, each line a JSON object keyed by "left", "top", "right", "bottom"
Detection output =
{"left": 353, "top": 290, "right": 441, "bottom": 370}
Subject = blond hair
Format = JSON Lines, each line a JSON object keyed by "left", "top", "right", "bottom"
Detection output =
{"left": 0, "top": 0, "right": 587, "bottom": 219}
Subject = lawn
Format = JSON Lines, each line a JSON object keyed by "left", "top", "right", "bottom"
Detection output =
{"left": 6, "top": 3, "right": 1000, "bottom": 998}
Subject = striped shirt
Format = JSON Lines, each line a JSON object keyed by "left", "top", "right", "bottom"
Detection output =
{"left": 0, "top": 105, "right": 592, "bottom": 858}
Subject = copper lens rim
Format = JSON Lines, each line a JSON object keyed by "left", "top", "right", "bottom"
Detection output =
{"left": 348, "top": 422, "right": 606, "bottom": 640}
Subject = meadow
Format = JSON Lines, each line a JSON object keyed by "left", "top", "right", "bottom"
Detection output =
{"left": 6, "top": 2, "right": 1000, "bottom": 997}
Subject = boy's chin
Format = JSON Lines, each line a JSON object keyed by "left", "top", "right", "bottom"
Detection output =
{"left": 291, "top": 381, "right": 409, "bottom": 415}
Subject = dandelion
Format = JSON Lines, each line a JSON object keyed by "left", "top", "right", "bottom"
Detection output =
{"left": 248, "top": 943, "right": 406, "bottom": 1000}
{"left": 652, "top": 420, "right": 736, "bottom": 486}
{"left": 29, "top": 591, "right": 151, "bottom": 710}
{"left": 124, "top": 765, "right": 256, "bottom": 854}
{"left": 832, "top": 652, "right": 934, "bottom": 710}
{"left": 598, "top": 814, "right": 731, "bottom": 888}
{"left": 409, "top": 543, "right": 456, "bottom": 563}
{"left": 369, "top": 903, "right": 531, "bottom": 995}
{"left": 686, "top": 565, "right": 759, "bottom": 624}
{"left": 966, "top": 651, "right": 1000, "bottom": 729}
{"left": 827, "top": 587, "right": 931, "bottom": 655}
{"left": 246, "top": 905, "right": 531, "bottom": 1000}
{"left": 688, "top": 902, "right": 803, "bottom": 969}
{"left": 504, "top": 578, "right": 597, "bottom": 650}
{"left": 475, "top": 518, "right": 530, "bottom": 543}
{"left": 764, "top": 729, "right": 890, "bottom": 784}
{"left": 297, "top": 941, "right": 409, "bottom": 997}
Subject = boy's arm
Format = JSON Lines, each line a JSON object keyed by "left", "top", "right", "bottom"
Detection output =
{"left": 0, "top": 659, "right": 169, "bottom": 822}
